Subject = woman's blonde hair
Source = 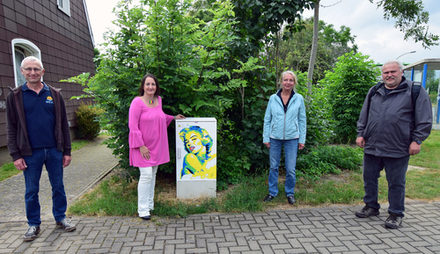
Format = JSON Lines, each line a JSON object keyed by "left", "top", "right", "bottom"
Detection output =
{"left": 280, "top": 70, "right": 297, "bottom": 85}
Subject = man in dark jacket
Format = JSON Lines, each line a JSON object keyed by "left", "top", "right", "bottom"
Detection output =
{"left": 6, "top": 56, "right": 76, "bottom": 241}
{"left": 355, "top": 60, "right": 432, "bottom": 229}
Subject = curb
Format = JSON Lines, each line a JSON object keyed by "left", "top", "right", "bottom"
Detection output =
{"left": 71, "top": 162, "right": 119, "bottom": 202}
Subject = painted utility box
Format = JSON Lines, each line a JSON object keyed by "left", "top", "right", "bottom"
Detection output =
{"left": 175, "top": 118, "right": 217, "bottom": 199}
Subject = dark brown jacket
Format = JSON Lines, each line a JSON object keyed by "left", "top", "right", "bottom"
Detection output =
{"left": 6, "top": 83, "right": 71, "bottom": 161}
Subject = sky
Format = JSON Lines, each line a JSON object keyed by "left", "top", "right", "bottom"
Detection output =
{"left": 84, "top": 0, "right": 440, "bottom": 65}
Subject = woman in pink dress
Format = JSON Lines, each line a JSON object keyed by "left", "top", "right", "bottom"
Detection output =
{"left": 128, "top": 74, "right": 184, "bottom": 220}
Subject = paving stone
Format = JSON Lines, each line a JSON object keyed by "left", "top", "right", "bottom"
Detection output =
{"left": 1, "top": 139, "right": 440, "bottom": 253}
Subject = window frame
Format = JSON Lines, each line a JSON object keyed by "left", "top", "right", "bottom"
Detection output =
{"left": 57, "top": 0, "right": 71, "bottom": 16}
{"left": 11, "top": 38, "right": 42, "bottom": 87}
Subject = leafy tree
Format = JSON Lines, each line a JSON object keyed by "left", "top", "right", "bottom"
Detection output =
{"left": 307, "top": 0, "right": 319, "bottom": 93}
{"left": 371, "top": 0, "right": 439, "bottom": 48}
{"left": 67, "top": 0, "right": 269, "bottom": 185}
{"left": 320, "top": 52, "right": 381, "bottom": 144}
{"left": 306, "top": 0, "right": 438, "bottom": 95}
{"left": 200, "top": 0, "right": 318, "bottom": 179}
{"left": 231, "top": 0, "right": 315, "bottom": 59}
{"left": 425, "top": 70, "right": 439, "bottom": 94}
{"left": 296, "top": 71, "right": 333, "bottom": 149}
{"left": 93, "top": 48, "right": 101, "bottom": 69}
{"left": 268, "top": 18, "right": 357, "bottom": 83}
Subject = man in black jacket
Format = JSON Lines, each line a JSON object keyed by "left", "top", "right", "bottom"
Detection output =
{"left": 6, "top": 56, "right": 76, "bottom": 241}
{"left": 355, "top": 60, "right": 432, "bottom": 229}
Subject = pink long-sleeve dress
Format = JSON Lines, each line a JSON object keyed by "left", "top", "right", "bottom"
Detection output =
{"left": 128, "top": 96, "right": 174, "bottom": 167}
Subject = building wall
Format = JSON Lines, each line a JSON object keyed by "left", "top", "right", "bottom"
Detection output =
{"left": 0, "top": 0, "right": 95, "bottom": 148}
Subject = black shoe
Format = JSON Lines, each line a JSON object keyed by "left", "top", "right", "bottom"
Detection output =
{"left": 140, "top": 215, "right": 151, "bottom": 220}
{"left": 385, "top": 214, "right": 403, "bottom": 229}
{"left": 23, "top": 226, "right": 40, "bottom": 242}
{"left": 355, "top": 206, "right": 380, "bottom": 218}
{"left": 56, "top": 218, "right": 76, "bottom": 232}
{"left": 263, "top": 194, "right": 275, "bottom": 202}
{"left": 287, "top": 195, "right": 296, "bottom": 204}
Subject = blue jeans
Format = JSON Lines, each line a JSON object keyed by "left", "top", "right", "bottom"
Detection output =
{"left": 362, "top": 153, "right": 409, "bottom": 216}
{"left": 23, "top": 148, "right": 67, "bottom": 226}
{"left": 268, "top": 138, "right": 299, "bottom": 197}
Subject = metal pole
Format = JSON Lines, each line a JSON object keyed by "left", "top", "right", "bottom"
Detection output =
{"left": 396, "top": 50, "right": 416, "bottom": 60}
{"left": 437, "top": 79, "right": 439, "bottom": 124}
{"left": 422, "top": 64, "right": 428, "bottom": 89}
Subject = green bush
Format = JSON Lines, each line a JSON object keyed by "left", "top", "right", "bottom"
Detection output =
{"left": 297, "top": 145, "right": 363, "bottom": 180}
{"left": 65, "top": 1, "right": 268, "bottom": 183}
{"left": 64, "top": 1, "right": 379, "bottom": 188}
{"left": 429, "top": 93, "right": 438, "bottom": 104}
{"left": 75, "top": 104, "right": 103, "bottom": 140}
{"left": 320, "top": 52, "right": 380, "bottom": 144}
{"left": 296, "top": 72, "right": 333, "bottom": 149}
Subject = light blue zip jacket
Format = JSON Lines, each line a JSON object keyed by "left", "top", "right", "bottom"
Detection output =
{"left": 263, "top": 90, "right": 307, "bottom": 144}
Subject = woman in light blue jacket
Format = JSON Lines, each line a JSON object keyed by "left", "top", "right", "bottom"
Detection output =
{"left": 262, "top": 70, "right": 306, "bottom": 205}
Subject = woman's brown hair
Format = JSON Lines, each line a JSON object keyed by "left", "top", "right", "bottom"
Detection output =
{"left": 138, "top": 73, "right": 160, "bottom": 96}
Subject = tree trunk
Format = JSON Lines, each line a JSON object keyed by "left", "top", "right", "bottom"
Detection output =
{"left": 307, "top": 0, "right": 320, "bottom": 94}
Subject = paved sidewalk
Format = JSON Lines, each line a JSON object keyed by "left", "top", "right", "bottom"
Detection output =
{"left": 1, "top": 139, "right": 440, "bottom": 253}
{"left": 0, "top": 201, "right": 439, "bottom": 253}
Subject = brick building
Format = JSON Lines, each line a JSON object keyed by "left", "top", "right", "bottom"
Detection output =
{"left": 0, "top": 0, "right": 95, "bottom": 148}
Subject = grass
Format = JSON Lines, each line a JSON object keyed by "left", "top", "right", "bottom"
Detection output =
{"left": 409, "top": 129, "right": 440, "bottom": 169}
{"left": 71, "top": 139, "right": 90, "bottom": 151}
{"left": 0, "top": 162, "right": 18, "bottom": 182}
{"left": 68, "top": 171, "right": 366, "bottom": 217}
{"left": 69, "top": 176, "right": 138, "bottom": 216}
{"left": 69, "top": 130, "right": 440, "bottom": 218}
{"left": 296, "top": 172, "right": 365, "bottom": 205}
{"left": 0, "top": 139, "right": 92, "bottom": 182}
{"left": 406, "top": 169, "right": 440, "bottom": 199}
{"left": 69, "top": 172, "right": 220, "bottom": 217}
{"left": 69, "top": 166, "right": 440, "bottom": 218}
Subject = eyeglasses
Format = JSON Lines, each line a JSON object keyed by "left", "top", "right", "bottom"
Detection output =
{"left": 23, "top": 67, "right": 42, "bottom": 72}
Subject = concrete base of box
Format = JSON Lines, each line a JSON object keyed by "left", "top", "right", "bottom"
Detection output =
{"left": 177, "top": 180, "right": 216, "bottom": 199}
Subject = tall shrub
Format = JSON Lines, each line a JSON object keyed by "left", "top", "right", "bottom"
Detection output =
{"left": 295, "top": 71, "right": 333, "bottom": 149}
{"left": 229, "top": 70, "right": 276, "bottom": 178}
{"left": 320, "top": 52, "right": 380, "bottom": 144}
{"left": 67, "top": 0, "right": 265, "bottom": 185}
{"left": 66, "top": 0, "right": 321, "bottom": 185}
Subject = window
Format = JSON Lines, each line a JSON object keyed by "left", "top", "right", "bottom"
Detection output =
{"left": 58, "top": 0, "right": 71, "bottom": 16}
{"left": 11, "top": 39, "right": 41, "bottom": 87}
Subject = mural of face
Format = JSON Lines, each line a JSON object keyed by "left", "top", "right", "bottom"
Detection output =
{"left": 179, "top": 125, "right": 216, "bottom": 180}
{"left": 184, "top": 131, "right": 203, "bottom": 154}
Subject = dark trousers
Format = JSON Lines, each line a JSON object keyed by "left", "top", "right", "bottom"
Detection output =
{"left": 23, "top": 148, "right": 67, "bottom": 226}
{"left": 362, "top": 153, "right": 409, "bottom": 217}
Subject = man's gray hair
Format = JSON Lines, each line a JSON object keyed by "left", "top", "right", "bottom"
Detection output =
{"left": 21, "top": 56, "right": 44, "bottom": 69}
{"left": 381, "top": 60, "right": 403, "bottom": 71}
